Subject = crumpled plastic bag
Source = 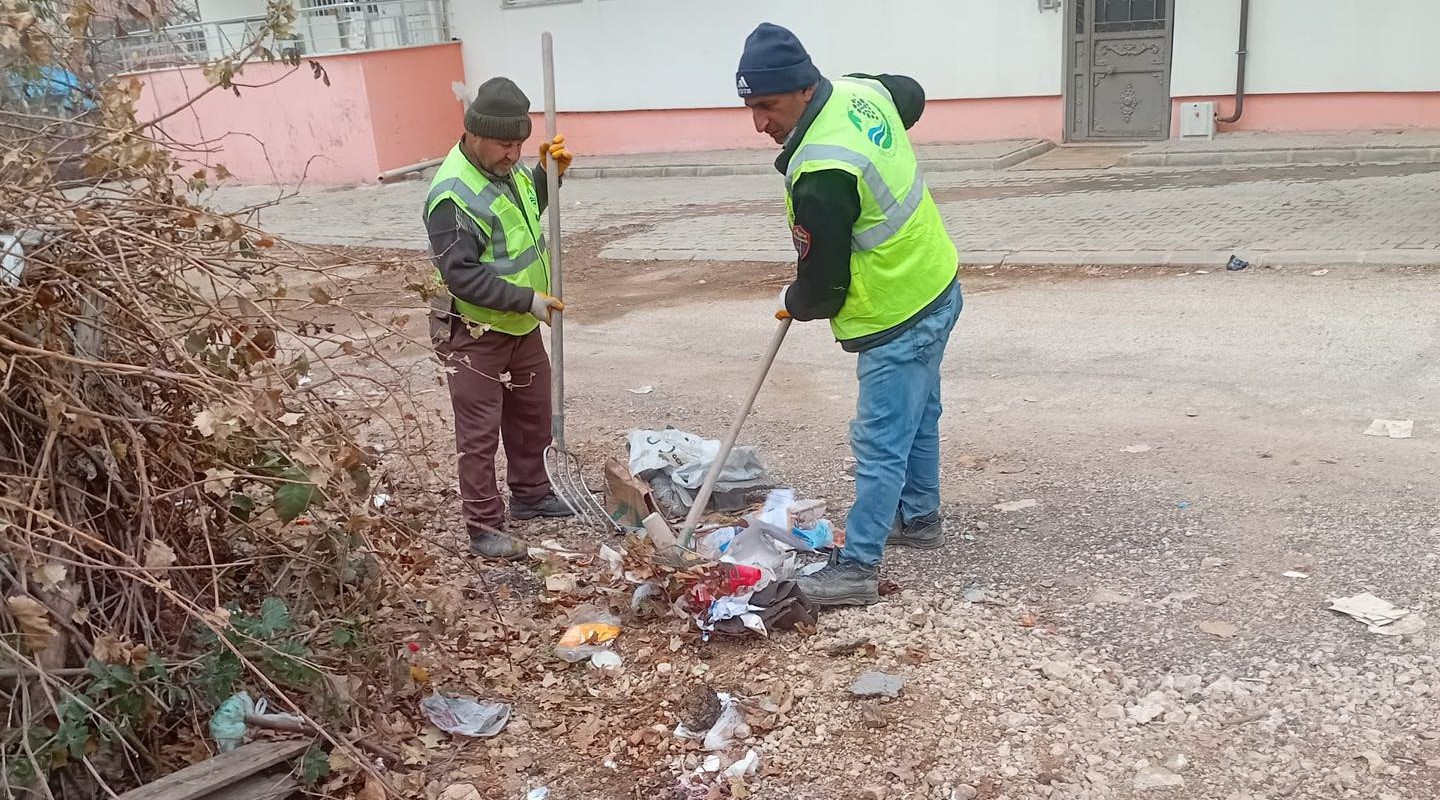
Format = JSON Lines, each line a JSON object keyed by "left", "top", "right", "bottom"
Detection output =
{"left": 674, "top": 692, "right": 751, "bottom": 752}
{"left": 1, "top": 235, "right": 25, "bottom": 288}
{"left": 209, "top": 692, "right": 306, "bottom": 752}
{"left": 554, "top": 609, "right": 622, "bottom": 662}
{"left": 746, "top": 488, "right": 834, "bottom": 551}
{"left": 420, "top": 692, "right": 511, "bottom": 737}
{"left": 706, "top": 581, "right": 818, "bottom": 638}
{"left": 209, "top": 692, "right": 253, "bottom": 752}
{"left": 628, "top": 428, "right": 770, "bottom": 492}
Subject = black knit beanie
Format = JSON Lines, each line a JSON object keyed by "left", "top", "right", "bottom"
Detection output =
{"left": 464, "top": 77, "right": 533, "bottom": 140}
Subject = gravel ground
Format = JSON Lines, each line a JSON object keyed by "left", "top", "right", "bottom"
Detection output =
{"left": 310, "top": 240, "right": 1439, "bottom": 800}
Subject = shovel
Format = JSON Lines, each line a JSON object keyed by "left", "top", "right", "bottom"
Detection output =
{"left": 669, "top": 317, "right": 792, "bottom": 549}
{"left": 540, "top": 31, "right": 614, "bottom": 531}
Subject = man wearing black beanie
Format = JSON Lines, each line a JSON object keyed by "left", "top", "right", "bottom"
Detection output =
{"left": 424, "top": 76, "right": 577, "bottom": 559}
{"left": 737, "top": 23, "right": 964, "bottom": 606}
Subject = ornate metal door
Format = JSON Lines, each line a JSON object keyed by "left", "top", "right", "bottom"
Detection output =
{"left": 1065, "top": 0, "right": 1176, "bottom": 141}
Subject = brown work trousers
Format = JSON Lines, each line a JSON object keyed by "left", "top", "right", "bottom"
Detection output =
{"left": 434, "top": 317, "right": 553, "bottom": 533}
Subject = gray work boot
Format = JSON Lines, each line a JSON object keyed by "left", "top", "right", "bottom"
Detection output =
{"left": 509, "top": 492, "right": 574, "bottom": 521}
{"left": 794, "top": 559, "right": 881, "bottom": 607}
{"left": 887, "top": 511, "right": 944, "bottom": 550}
{"left": 468, "top": 528, "right": 528, "bottom": 560}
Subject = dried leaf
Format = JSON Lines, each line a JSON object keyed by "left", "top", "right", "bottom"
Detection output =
{"left": 144, "top": 539, "right": 177, "bottom": 570}
{"left": 94, "top": 633, "right": 137, "bottom": 664}
{"left": 278, "top": 411, "right": 303, "bottom": 427}
{"left": 438, "top": 785, "right": 482, "bottom": 800}
{"left": 902, "top": 646, "right": 930, "bottom": 665}
{"left": 32, "top": 563, "right": 66, "bottom": 593}
{"left": 6, "top": 595, "right": 57, "bottom": 653}
{"left": 192, "top": 408, "right": 222, "bottom": 437}
{"left": 202, "top": 467, "right": 236, "bottom": 497}
{"left": 861, "top": 705, "right": 889, "bottom": 729}
{"left": 355, "top": 774, "right": 386, "bottom": 800}
{"left": 202, "top": 606, "right": 232, "bottom": 630}
{"left": 308, "top": 286, "right": 332, "bottom": 305}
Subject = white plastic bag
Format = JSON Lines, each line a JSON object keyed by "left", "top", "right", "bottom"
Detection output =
{"left": 419, "top": 692, "right": 511, "bottom": 737}
{"left": 627, "top": 428, "right": 769, "bottom": 491}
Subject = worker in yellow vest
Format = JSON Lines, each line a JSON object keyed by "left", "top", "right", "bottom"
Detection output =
{"left": 424, "top": 77, "right": 574, "bottom": 559}
{"left": 737, "top": 24, "right": 963, "bottom": 606}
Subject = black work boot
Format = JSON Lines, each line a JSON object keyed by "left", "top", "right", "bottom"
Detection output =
{"left": 886, "top": 511, "right": 944, "bottom": 550}
{"left": 468, "top": 528, "right": 528, "bottom": 560}
{"left": 794, "top": 559, "right": 881, "bottom": 607}
{"left": 509, "top": 492, "right": 575, "bottom": 521}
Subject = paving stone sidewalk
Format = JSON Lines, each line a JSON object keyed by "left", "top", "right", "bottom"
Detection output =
{"left": 1121, "top": 129, "right": 1440, "bottom": 168}
{"left": 212, "top": 160, "right": 1440, "bottom": 269}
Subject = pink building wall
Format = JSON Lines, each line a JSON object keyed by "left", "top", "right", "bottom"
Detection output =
{"left": 130, "top": 43, "right": 463, "bottom": 185}
{"left": 507, "top": 90, "right": 1440, "bottom": 156}
{"left": 509, "top": 95, "right": 1066, "bottom": 158}
{"left": 1174, "top": 92, "right": 1440, "bottom": 136}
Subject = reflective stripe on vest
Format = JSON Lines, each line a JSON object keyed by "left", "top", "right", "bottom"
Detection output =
{"left": 784, "top": 143, "right": 928, "bottom": 251}
{"left": 424, "top": 144, "right": 549, "bottom": 337}
{"left": 782, "top": 78, "right": 959, "bottom": 343}
{"left": 424, "top": 175, "right": 548, "bottom": 276}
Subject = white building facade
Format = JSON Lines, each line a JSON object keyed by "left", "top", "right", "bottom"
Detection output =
{"left": 452, "top": 0, "right": 1440, "bottom": 153}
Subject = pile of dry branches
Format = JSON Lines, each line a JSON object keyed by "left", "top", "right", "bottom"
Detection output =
{"left": 1, "top": 2, "right": 451, "bottom": 796}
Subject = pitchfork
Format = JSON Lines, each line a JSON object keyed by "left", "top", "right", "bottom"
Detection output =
{"left": 539, "top": 32, "right": 616, "bottom": 531}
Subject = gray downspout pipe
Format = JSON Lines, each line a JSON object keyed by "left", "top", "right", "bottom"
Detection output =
{"left": 1217, "top": 0, "right": 1250, "bottom": 124}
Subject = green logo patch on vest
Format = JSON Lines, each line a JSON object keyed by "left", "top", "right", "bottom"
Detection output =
{"left": 847, "top": 97, "right": 894, "bottom": 151}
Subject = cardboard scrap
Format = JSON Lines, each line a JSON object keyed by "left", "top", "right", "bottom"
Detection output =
{"left": 604, "top": 457, "right": 657, "bottom": 527}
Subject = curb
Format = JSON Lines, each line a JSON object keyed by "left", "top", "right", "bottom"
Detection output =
{"left": 971, "top": 249, "right": 1440, "bottom": 269}
{"left": 1121, "top": 147, "right": 1440, "bottom": 169}
{"left": 565, "top": 140, "right": 1057, "bottom": 180}
{"left": 599, "top": 247, "right": 1440, "bottom": 269}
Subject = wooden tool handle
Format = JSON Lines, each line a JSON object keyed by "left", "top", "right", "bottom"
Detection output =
{"left": 542, "top": 31, "right": 566, "bottom": 447}
{"left": 678, "top": 318, "right": 792, "bottom": 547}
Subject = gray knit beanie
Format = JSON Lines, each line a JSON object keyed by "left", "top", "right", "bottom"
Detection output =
{"left": 464, "top": 77, "right": 533, "bottom": 140}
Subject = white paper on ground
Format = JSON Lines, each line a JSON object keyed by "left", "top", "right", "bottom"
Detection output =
{"left": 1363, "top": 419, "right": 1414, "bottom": 439}
{"left": 1328, "top": 592, "right": 1425, "bottom": 635}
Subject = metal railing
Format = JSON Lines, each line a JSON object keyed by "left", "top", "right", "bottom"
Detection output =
{"left": 113, "top": 0, "right": 451, "bottom": 72}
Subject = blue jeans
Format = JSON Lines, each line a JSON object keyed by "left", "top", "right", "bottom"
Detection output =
{"left": 842, "top": 282, "right": 962, "bottom": 566}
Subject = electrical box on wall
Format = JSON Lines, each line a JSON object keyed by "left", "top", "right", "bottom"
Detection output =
{"left": 1180, "top": 102, "right": 1217, "bottom": 140}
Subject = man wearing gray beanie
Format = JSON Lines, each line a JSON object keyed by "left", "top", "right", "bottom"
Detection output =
{"left": 424, "top": 76, "right": 576, "bottom": 559}
{"left": 736, "top": 23, "right": 963, "bottom": 606}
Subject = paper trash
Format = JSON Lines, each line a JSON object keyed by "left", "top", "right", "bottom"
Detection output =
{"left": 1329, "top": 592, "right": 1426, "bottom": 636}
{"left": 604, "top": 458, "right": 656, "bottom": 527}
{"left": 1363, "top": 419, "right": 1414, "bottom": 439}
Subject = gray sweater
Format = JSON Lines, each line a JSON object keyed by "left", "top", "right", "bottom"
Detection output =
{"left": 426, "top": 155, "right": 553, "bottom": 316}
